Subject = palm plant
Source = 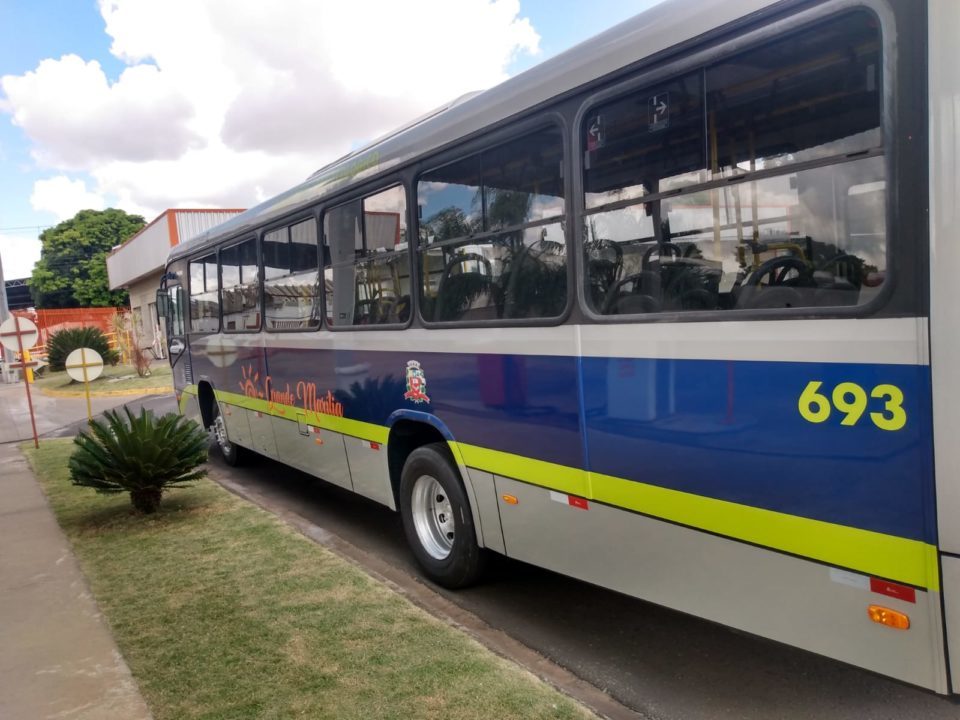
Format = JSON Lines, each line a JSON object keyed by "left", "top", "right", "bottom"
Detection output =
{"left": 48, "top": 326, "right": 120, "bottom": 372}
{"left": 69, "top": 407, "right": 208, "bottom": 514}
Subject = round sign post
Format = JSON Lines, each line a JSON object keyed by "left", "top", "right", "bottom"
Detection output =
{"left": 65, "top": 347, "right": 104, "bottom": 422}
{"left": 0, "top": 315, "right": 41, "bottom": 447}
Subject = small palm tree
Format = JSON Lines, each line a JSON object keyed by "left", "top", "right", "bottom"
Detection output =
{"left": 48, "top": 327, "right": 120, "bottom": 372}
{"left": 69, "top": 407, "right": 208, "bottom": 514}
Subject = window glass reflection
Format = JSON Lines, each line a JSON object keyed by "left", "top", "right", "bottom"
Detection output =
{"left": 586, "top": 156, "right": 885, "bottom": 314}
{"left": 418, "top": 156, "right": 482, "bottom": 243}
{"left": 263, "top": 220, "right": 320, "bottom": 330}
{"left": 707, "top": 11, "right": 881, "bottom": 177}
{"left": 417, "top": 127, "right": 567, "bottom": 322}
{"left": 324, "top": 187, "right": 410, "bottom": 326}
{"left": 188, "top": 253, "right": 219, "bottom": 333}
{"left": 221, "top": 238, "right": 260, "bottom": 332}
{"left": 584, "top": 72, "right": 705, "bottom": 209}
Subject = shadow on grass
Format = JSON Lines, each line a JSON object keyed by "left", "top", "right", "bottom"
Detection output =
{"left": 63, "top": 485, "right": 221, "bottom": 535}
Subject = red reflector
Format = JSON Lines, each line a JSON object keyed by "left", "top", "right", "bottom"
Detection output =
{"left": 568, "top": 496, "right": 589, "bottom": 510}
{"left": 870, "top": 578, "right": 916, "bottom": 604}
{"left": 370, "top": 442, "right": 380, "bottom": 450}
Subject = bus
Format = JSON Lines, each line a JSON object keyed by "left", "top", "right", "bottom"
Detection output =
{"left": 157, "top": 0, "right": 960, "bottom": 694}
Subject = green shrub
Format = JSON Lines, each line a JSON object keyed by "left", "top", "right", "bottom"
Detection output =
{"left": 69, "top": 407, "right": 208, "bottom": 513}
{"left": 47, "top": 327, "right": 120, "bottom": 372}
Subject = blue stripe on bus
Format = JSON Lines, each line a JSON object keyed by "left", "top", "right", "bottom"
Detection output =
{"left": 580, "top": 357, "right": 936, "bottom": 545}
{"left": 189, "top": 345, "right": 935, "bottom": 545}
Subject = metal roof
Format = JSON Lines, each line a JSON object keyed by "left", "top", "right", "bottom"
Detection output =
{"left": 169, "top": 0, "right": 782, "bottom": 264}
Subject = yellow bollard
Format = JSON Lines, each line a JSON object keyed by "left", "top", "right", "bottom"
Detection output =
{"left": 23, "top": 349, "right": 34, "bottom": 383}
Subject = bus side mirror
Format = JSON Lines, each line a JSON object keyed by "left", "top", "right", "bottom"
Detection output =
{"left": 156, "top": 290, "right": 170, "bottom": 318}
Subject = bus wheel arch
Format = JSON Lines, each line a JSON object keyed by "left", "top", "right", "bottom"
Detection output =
{"left": 196, "top": 381, "right": 217, "bottom": 429}
{"left": 388, "top": 419, "right": 486, "bottom": 587}
{"left": 398, "top": 441, "right": 486, "bottom": 588}
{"left": 197, "top": 381, "right": 244, "bottom": 465}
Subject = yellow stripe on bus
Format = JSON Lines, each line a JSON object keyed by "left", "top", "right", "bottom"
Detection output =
{"left": 184, "top": 386, "right": 938, "bottom": 591}
{"left": 212, "top": 388, "right": 389, "bottom": 444}
{"left": 592, "top": 470, "right": 938, "bottom": 592}
{"left": 452, "top": 441, "right": 939, "bottom": 591}
{"left": 454, "top": 443, "right": 590, "bottom": 497}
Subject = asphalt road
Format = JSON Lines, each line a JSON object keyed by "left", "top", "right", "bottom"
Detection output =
{"left": 52, "top": 395, "right": 960, "bottom": 720}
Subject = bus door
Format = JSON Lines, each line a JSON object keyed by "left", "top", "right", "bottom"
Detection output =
{"left": 157, "top": 282, "right": 192, "bottom": 396}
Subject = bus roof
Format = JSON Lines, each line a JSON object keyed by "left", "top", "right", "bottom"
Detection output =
{"left": 169, "top": 0, "right": 779, "bottom": 263}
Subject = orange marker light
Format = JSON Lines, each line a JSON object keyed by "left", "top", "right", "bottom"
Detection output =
{"left": 868, "top": 605, "right": 910, "bottom": 630}
{"left": 501, "top": 494, "right": 519, "bottom": 505}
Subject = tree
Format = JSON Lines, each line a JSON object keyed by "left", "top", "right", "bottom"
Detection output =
{"left": 30, "top": 208, "right": 146, "bottom": 308}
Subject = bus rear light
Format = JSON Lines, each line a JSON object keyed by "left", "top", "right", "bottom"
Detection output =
{"left": 868, "top": 605, "right": 910, "bottom": 630}
{"left": 501, "top": 494, "right": 519, "bottom": 505}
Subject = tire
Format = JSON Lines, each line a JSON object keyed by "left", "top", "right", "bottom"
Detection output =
{"left": 211, "top": 401, "right": 244, "bottom": 467}
{"left": 399, "top": 443, "right": 485, "bottom": 589}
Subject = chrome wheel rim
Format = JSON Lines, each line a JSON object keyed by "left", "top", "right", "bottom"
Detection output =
{"left": 213, "top": 412, "right": 233, "bottom": 454}
{"left": 411, "top": 475, "right": 455, "bottom": 560}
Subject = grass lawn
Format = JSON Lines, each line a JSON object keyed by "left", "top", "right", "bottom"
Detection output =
{"left": 24, "top": 439, "right": 594, "bottom": 720}
{"left": 34, "top": 362, "right": 172, "bottom": 393}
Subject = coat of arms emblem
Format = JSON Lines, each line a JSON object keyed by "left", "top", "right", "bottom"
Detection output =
{"left": 403, "top": 360, "right": 430, "bottom": 404}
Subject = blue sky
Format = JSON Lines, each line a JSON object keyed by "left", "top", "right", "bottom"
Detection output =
{"left": 0, "top": 0, "right": 661, "bottom": 280}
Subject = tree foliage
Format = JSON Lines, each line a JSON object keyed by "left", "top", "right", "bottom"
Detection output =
{"left": 30, "top": 209, "right": 146, "bottom": 308}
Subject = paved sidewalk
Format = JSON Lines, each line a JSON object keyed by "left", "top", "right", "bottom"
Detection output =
{"left": 0, "top": 440, "right": 152, "bottom": 718}
{"left": 0, "top": 378, "right": 159, "bottom": 444}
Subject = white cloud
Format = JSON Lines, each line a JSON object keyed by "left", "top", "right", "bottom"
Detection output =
{"left": 92, "top": 143, "right": 317, "bottom": 214}
{"left": 30, "top": 176, "right": 106, "bottom": 220}
{"left": 1, "top": 55, "right": 201, "bottom": 168}
{"left": 0, "top": 232, "right": 42, "bottom": 280}
{"left": 0, "top": 0, "right": 540, "bottom": 220}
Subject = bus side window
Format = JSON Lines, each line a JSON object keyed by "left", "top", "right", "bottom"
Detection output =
{"left": 418, "top": 126, "right": 567, "bottom": 323}
{"left": 583, "top": 10, "right": 885, "bottom": 316}
{"left": 324, "top": 186, "right": 410, "bottom": 327}
{"left": 188, "top": 254, "right": 219, "bottom": 333}
{"left": 263, "top": 220, "right": 321, "bottom": 331}
{"left": 220, "top": 238, "right": 260, "bottom": 332}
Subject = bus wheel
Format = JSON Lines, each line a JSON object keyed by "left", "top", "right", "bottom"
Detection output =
{"left": 400, "top": 443, "right": 484, "bottom": 589}
{"left": 211, "top": 403, "right": 243, "bottom": 467}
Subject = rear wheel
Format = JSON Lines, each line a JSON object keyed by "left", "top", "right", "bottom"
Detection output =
{"left": 400, "top": 443, "right": 484, "bottom": 588}
{"left": 211, "top": 402, "right": 243, "bottom": 467}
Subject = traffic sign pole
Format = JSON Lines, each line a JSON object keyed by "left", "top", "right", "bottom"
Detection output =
{"left": 1, "top": 316, "right": 40, "bottom": 448}
{"left": 65, "top": 347, "right": 104, "bottom": 423}
{"left": 82, "top": 348, "right": 91, "bottom": 421}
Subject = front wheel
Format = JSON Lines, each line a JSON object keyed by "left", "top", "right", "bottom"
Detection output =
{"left": 399, "top": 443, "right": 484, "bottom": 588}
{"left": 211, "top": 402, "right": 244, "bottom": 467}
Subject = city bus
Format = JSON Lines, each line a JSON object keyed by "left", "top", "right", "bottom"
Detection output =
{"left": 156, "top": 0, "right": 960, "bottom": 694}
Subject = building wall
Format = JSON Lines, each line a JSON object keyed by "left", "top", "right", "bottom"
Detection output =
{"left": 107, "top": 217, "right": 172, "bottom": 291}
{"left": 106, "top": 209, "right": 244, "bottom": 356}
{"left": 107, "top": 209, "right": 244, "bottom": 292}
{"left": 176, "top": 211, "right": 245, "bottom": 245}
{"left": 127, "top": 272, "right": 164, "bottom": 352}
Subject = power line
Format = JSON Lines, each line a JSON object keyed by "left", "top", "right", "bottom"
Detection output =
{"left": 0, "top": 225, "right": 52, "bottom": 233}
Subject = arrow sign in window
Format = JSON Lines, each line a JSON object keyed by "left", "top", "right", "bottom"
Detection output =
{"left": 649, "top": 92, "right": 670, "bottom": 132}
